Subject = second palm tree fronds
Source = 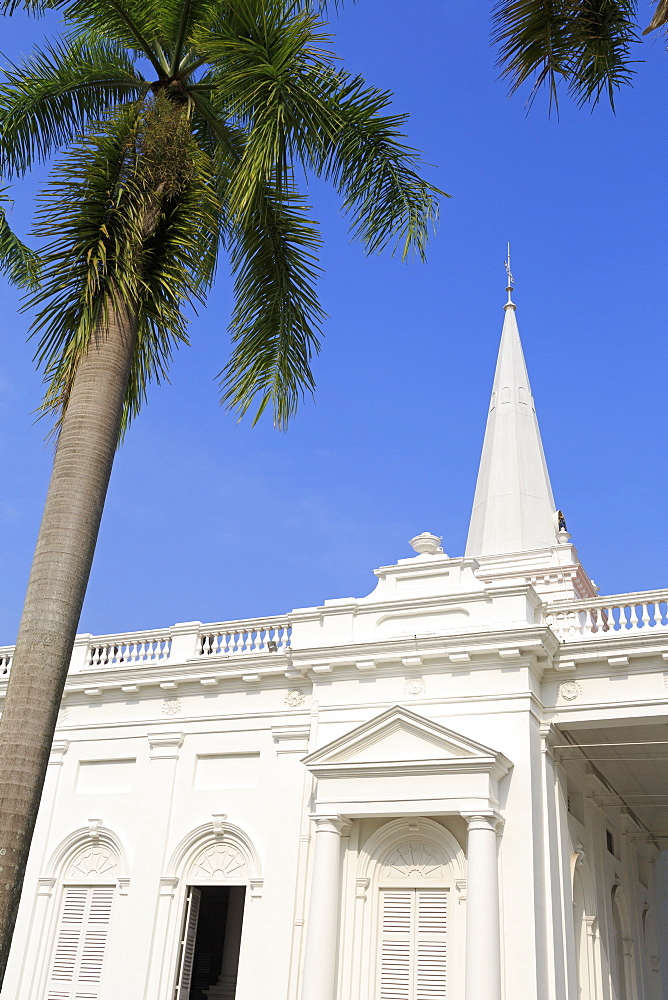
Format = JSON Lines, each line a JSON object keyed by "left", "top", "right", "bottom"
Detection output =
{"left": 493, "top": 0, "right": 666, "bottom": 111}
{"left": 0, "top": 0, "right": 445, "bottom": 978}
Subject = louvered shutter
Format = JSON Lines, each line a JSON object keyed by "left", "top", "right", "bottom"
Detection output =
{"left": 380, "top": 891, "right": 412, "bottom": 1000}
{"left": 378, "top": 889, "right": 448, "bottom": 1000}
{"left": 415, "top": 891, "right": 447, "bottom": 1000}
{"left": 47, "top": 886, "right": 114, "bottom": 1000}
{"left": 175, "top": 887, "right": 201, "bottom": 1000}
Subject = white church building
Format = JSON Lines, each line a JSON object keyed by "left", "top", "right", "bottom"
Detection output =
{"left": 2, "top": 285, "right": 667, "bottom": 1000}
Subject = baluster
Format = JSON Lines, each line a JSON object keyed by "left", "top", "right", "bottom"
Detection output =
{"left": 242, "top": 629, "right": 252, "bottom": 653}
{"left": 641, "top": 602, "right": 651, "bottom": 629}
{"left": 588, "top": 608, "right": 598, "bottom": 634}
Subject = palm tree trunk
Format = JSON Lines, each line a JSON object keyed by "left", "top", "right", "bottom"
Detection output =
{"left": 0, "top": 298, "right": 138, "bottom": 983}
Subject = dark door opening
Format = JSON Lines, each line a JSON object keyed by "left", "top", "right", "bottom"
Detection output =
{"left": 175, "top": 885, "right": 246, "bottom": 1000}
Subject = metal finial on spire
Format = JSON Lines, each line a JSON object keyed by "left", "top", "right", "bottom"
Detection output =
{"left": 504, "top": 242, "right": 515, "bottom": 305}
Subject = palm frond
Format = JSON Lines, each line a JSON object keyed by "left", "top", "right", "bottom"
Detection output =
{"left": 221, "top": 177, "right": 324, "bottom": 429}
{"left": 493, "top": 0, "right": 638, "bottom": 110}
{"left": 202, "top": 3, "right": 442, "bottom": 259}
{"left": 311, "top": 68, "right": 444, "bottom": 260}
{"left": 0, "top": 33, "right": 146, "bottom": 176}
{"left": 61, "top": 0, "right": 170, "bottom": 73}
{"left": 25, "top": 100, "right": 220, "bottom": 434}
{"left": 0, "top": 189, "right": 41, "bottom": 289}
{"left": 567, "top": 0, "right": 638, "bottom": 106}
{"left": 643, "top": 0, "right": 668, "bottom": 33}
{"left": 199, "top": 0, "right": 335, "bottom": 218}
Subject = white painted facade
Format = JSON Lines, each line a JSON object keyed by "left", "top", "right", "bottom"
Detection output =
{"left": 1, "top": 289, "right": 667, "bottom": 1000}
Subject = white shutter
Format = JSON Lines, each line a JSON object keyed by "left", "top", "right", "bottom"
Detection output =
{"left": 415, "top": 891, "right": 447, "bottom": 1000}
{"left": 175, "top": 886, "right": 201, "bottom": 1000}
{"left": 378, "top": 889, "right": 448, "bottom": 1000}
{"left": 47, "top": 886, "right": 114, "bottom": 1000}
{"left": 380, "top": 892, "right": 412, "bottom": 1000}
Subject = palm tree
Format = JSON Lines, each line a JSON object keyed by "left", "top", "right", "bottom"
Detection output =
{"left": 0, "top": 0, "right": 443, "bottom": 977}
{"left": 492, "top": 0, "right": 668, "bottom": 110}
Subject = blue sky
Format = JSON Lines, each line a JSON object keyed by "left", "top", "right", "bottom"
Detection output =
{"left": 1, "top": 1, "right": 667, "bottom": 640}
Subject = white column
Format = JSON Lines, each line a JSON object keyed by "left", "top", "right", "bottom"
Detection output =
{"left": 300, "top": 815, "right": 344, "bottom": 1000}
{"left": 465, "top": 814, "right": 502, "bottom": 1000}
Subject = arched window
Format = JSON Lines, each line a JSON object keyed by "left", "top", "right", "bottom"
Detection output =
{"left": 356, "top": 818, "right": 465, "bottom": 1000}
{"left": 157, "top": 819, "right": 262, "bottom": 1000}
{"left": 41, "top": 829, "right": 125, "bottom": 1000}
{"left": 642, "top": 908, "right": 661, "bottom": 1000}
{"left": 572, "top": 858, "right": 599, "bottom": 1000}
{"left": 611, "top": 885, "right": 632, "bottom": 1000}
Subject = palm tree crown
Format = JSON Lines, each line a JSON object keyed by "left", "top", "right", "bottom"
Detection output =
{"left": 0, "top": 0, "right": 443, "bottom": 430}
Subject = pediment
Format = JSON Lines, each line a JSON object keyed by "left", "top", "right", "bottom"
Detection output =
{"left": 303, "top": 706, "right": 510, "bottom": 777}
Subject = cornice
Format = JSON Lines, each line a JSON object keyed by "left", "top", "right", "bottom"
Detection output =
{"left": 0, "top": 626, "right": 561, "bottom": 705}
{"left": 307, "top": 757, "right": 511, "bottom": 781}
{"left": 547, "top": 633, "right": 668, "bottom": 671}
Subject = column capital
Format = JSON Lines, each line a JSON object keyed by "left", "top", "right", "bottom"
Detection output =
{"left": 463, "top": 812, "right": 502, "bottom": 833}
{"left": 540, "top": 722, "right": 560, "bottom": 758}
{"left": 309, "top": 814, "right": 346, "bottom": 835}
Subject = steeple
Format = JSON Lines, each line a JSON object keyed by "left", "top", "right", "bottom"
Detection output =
{"left": 465, "top": 283, "right": 559, "bottom": 558}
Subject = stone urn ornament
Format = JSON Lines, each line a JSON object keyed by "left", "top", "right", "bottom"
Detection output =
{"left": 409, "top": 532, "right": 445, "bottom": 556}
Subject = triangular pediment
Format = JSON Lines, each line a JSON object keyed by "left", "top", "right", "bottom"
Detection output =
{"left": 303, "top": 706, "right": 507, "bottom": 771}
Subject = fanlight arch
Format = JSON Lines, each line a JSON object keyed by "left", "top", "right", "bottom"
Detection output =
{"left": 165, "top": 818, "right": 262, "bottom": 883}
{"left": 358, "top": 816, "right": 466, "bottom": 883}
{"left": 45, "top": 823, "right": 128, "bottom": 881}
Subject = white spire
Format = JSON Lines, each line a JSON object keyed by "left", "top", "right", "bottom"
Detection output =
{"left": 465, "top": 285, "right": 559, "bottom": 558}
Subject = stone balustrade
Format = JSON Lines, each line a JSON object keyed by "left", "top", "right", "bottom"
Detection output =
{"left": 88, "top": 634, "right": 173, "bottom": 666}
{"left": 0, "top": 615, "right": 292, "bottom": 679}
{"left": 198, "top": 620, "right": 292, "bottom": 657}
{"left": 544, "top": 589, "right": 668, "bottom": 641}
